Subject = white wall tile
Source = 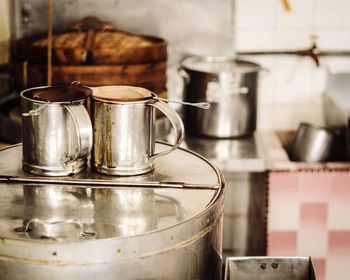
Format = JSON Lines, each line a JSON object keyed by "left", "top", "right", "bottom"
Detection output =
{"left": 257, "top": 105, "right": 275, "bottom": 130}
{"left": 322, "top": 57, "right": 350, "bottom": 73}
{"left": 268, "top": 56, "right": 314, "bottom": 104}
{"left": 316, "top": 29, "right": 350, "bottom": 50}
{"left": 236, "top": 0, "right": 275, "bottom": 29}
{"left": 271, "top": 103, "right": 325, "bottom": 130}
{"left": 274, "top": 0, "right": 314, "bottom": 29}
{"left": 236, "top": 28, "right": 274, "bottom": 50}
{"left": 314, "top": 0, "right": 350, "bottom": 28}
{"left": 310, "top": 68, "right": 328, "bottom": 101}
{"left": 271, "top": 29, "right": 316, "bottom": 50}
{"left": 258, "top": 70, "right": 276, "bottom": 104}
{"left": 260, "top": 104, "right": 324, "bottom": 130}
{"left": 236, "top": 0, "right": 350, "bottom": 130}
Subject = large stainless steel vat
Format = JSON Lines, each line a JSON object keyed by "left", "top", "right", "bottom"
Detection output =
{"left": 0, "top": 143, "right": 224, "bottom": 280}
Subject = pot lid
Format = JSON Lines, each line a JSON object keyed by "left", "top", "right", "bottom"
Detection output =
{"left": 181, "top": 56, "right": 260, "bottom": 74}
{"left": 0, "top": 143, "right": 223, "bottom": 242}
{"left": 15, "top": 16, "right": 167, "bottom": 65}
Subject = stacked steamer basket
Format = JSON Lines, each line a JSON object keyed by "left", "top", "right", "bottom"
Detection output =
{"left": 13, "top": 16, "right": 168, "bottom": 100}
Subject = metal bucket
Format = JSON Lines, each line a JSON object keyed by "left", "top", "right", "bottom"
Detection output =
{"left": 0, "top": 143, "right": 224, "bottom": 280}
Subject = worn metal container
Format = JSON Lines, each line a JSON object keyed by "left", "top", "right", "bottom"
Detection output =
{"left": 289, "top": 122, "right": 336, "bottom": 163}
{"left": 91, "top": 86, "right": 184, "bottom": 176}
{"left": 0, "top": 143, "right": 224, "bottom": 280}
{"left": 21, "top": 85, "right": 93, "bottom": 176}
{"left": 224, "top": 257, "right": 316, "bottom": 280}
{"left": 181, "top": 56, "right": 260, "bottom": 138}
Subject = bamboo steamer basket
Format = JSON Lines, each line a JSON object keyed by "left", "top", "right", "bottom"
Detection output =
{"left": 14, "top": 17, "right": 168, "bottom": 96}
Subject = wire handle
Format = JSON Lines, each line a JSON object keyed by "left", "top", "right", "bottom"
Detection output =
{"left": 22, "top": 102, "right": 50, "bottom": 117}
{"left": 153, "top": 96, "right": 210, "bottom": 110}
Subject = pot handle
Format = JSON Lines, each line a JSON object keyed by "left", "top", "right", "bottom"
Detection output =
{"left": 62, "top": 104, "right": 93, "bottom": 172}
{"left": 149, "top": 100, "right": 185, "bottom": 160}
{"left": 178, "top": 68, "right": 191, "bottom": 84}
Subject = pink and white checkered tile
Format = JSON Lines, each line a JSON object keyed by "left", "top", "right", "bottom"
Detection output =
{"left": 268, "top": 171, "right": 350, "bottom": 280}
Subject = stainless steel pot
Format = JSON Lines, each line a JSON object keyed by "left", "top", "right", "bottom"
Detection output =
{"left": 180, "top": 56, "right": 261, "bottom": 138}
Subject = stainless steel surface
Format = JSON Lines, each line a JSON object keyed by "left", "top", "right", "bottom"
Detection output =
{"left": 185, "top": 135, "right": 261, "bottom": 162}
{"left": 289, "top": 122, "right": 335, "bottom": 163}
{"left": 222, "top": 172, "right": 267, "bottom": 258}
{"left": 20, "top": 186, "right": 94, "bottom": 241}
{"left": 225, "top": 257, "right": 316, "bottom": 280}
{"left": 21, "top": 86, "right": 93, "bottom": 176}
{"left": 91, "top": 87, "right": 184, "bottom": 176}
{"left": 0, "top": 183, "right": 219, "bottom": 240}
{"left": 181, "top": 57, "right": 260, "bottom": 138}
{"left": 184, "top": 135, "right": 267, "bottom": 257}
{"left": 92, "top": 188, "right": 185, "bottom": 238}
{"left": 0, "top": 143, "right": 224, "bottom": 280}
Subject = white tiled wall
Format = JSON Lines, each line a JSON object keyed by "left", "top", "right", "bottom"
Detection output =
{"left": 236, "top": 0, "right": 350, "bottom": 130}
